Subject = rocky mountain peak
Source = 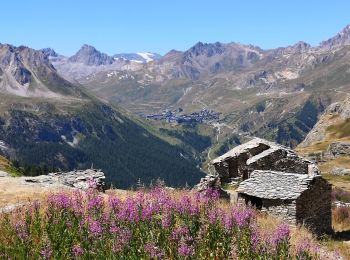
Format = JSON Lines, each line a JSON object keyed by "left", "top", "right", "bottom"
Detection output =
{"left": 41, "top": 48, "right": 59, "bottom": 58}
{"left": 185, "top": 41, "right": 225, "bottom": 58}
{"left": 292, "top": 41, "right": 311, "bottom": 52}
{"left": 320, "top": 24, "right": 350, "bottom": 49}
{"left": 68, "top": 44, "right": 114, "bottom": 66}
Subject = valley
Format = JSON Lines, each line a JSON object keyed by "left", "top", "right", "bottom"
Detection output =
{"left": 1, "top": 24, "right": 350, "bottom": 189}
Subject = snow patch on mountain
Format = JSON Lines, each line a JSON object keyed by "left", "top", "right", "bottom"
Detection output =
{"left": 136, "top": 52, "right": 157, "bottom": 63}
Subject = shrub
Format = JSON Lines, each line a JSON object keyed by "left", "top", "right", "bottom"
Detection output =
{"left": 331, "top": 187, "right": 350, "bottom": 203}
{"left": 333, "top": 206, "right": 350, "bottom": 223}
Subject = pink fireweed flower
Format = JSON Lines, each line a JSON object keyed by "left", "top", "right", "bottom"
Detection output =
{"left": 72, "top": 244, "right": 84, "bottom": 257}
{"left": 296, "top": 237, "right": 320, "bottom": 257}
{"left": 273, "top": 223, "right": 290, "bottom": 245}
{"left": 161, "top": 212, "right": 172, "bottom": 228}
{"left": 250, "top": 223, "right": 260, "bottom": 251}
{"left": 178, "top": 195, "right": 192, "bottom": 214}
{"left": 40, "top": 245, "right": 53, "bottom": 259}
{"left": 89, "top": 220, "right": 102, "bottom": 237}
{"left": 200, "top": 187, "right": 220, "bottom": 203}
{"left": 208, "top": 209, "right": 218, "bottom": 225}
{"left": 112, "top": 227, "right": 132, "bottom": 252}
{"left": 178, "top": 243, "right": 193, "bottom": 257}
{"left": 141, "top": 206, "right": 154, "bottom": 221}
{"left": 171, "top": 227, "right": 193, "bottom": 242}
{"left": 33, "top": 200, "right": 41, "bottom": 211}
{"left": 144, "top": 242, "right": 164, "bottom": 258}
{"left": 71, "top": 190, "right": 84, "bottom": 215}
{"left": 233, "top": 207, "right": 254, "bottom": 227}
{"left": 109, "top": 224, "right": 120, "bottom": 234}
{"left": 15, "top": 220, "right": 28, "bottom": 242}
{"left": 108, "top": 196, "right": 121, "bottom": 211}
{"left": 86, "top": 190, "right": 104, "bottom": 211}
{"left": 48, "top": 193, "right": 71, "bottom": 209}
{"left": 171, "top": 226, "right": 190, "bottom": 241}
{"left": 221, "top": 211, "right": 234, "bottom": 231}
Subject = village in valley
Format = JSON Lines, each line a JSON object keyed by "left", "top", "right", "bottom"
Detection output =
{"left": 139, "top": 108, "right": 221, "bottom": 125}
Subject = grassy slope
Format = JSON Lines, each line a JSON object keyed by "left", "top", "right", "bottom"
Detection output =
{"left": 0, "top": 156, "right": 22, "bottom": 177}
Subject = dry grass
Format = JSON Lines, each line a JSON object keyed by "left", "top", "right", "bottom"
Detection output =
{"left": 327, "top": 118, "right": 350, "bottom": 139}
{"left": 324, "top": 174, "right": 350, "bottom": 191}
{"left": 296, "top": 115, "right": 350, "bottom": 156}
{"left": 0, "top": 177, "right": 67, "bottom": 207}
{"left": 319, "top": 156, "right": 350, "bottom": 174}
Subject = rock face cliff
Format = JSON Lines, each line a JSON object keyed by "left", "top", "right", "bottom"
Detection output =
{"left": 297, "top": 97, "right": 350, "bottom": 174}
{"left": 300, "top": 97, "right": 350, "bottom": 147}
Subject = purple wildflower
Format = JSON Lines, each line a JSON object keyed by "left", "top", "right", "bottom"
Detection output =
{"left": 233, "top": 208, "right": 254, "bottom": 227}
{"left": 89, "top": 220, "right": 102, "bottom": 237}
{"left": 274, "top": 224, "right": 290, "bottom": 244}
{"left": 161, "top": 212, "right": 172, "bottom": 228}
{"left": 171, "top": 226, "right": 189, "bottom": 240}
{"left": 15, "top": 220, "right": 28, "bottom": 242}
{"left": 86, "top": 189, "right": 104, "bottom": 211}
{"left": 72, "top": 244, "right": 84, "bottom": 257}
{"left": 40, "top": 245, "right": 53, "bottom": 259}
{"left": 144, "top": 242, "right": 164, "bottom": 258}
{"left": 178, "top": 243, "right": 193, "bottom": 257}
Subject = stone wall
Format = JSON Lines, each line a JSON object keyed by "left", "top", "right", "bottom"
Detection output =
{"left": 247, "top": 149, "right": 310, "bottom": 175}
{"left": 296, "top": 177, "right": 332, "bottom": 235}
{"left": 238, "top": 194, "right": 297, "bottom": 224}
{"left": 261, "top": 199, "right": 297, "bottom": 225}
{"left": 212, "top": 139, "right": 313, "bottom": 186}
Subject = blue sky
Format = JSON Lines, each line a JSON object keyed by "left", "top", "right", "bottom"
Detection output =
{"left": 1, "top": 0, "right": 349, "bottom": 55}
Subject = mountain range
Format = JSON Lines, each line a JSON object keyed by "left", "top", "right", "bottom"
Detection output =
{"left": 0, "top": 43, "right": 205, "bottom": 188}
{"left": 49, "top": 24, "right": 350, "bottom": 148}
{"left": 1, "top": 24, "right": 350, "bottom": 187}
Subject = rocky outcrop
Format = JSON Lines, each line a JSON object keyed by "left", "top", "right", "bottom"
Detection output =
{"left": 325, "top": 142, "right": 350, "bottom": 158}
{"left": 330, "top": 167, "right": 350, "bottom": 176}
{"left": 0, "top": 170, "right": 9, "bottom": 177}
{"left": 320, "top": 24, "right": 350, "bottom": 49}
{"left": 24, "top": 169, "right": 106, "bottom": 191}
{"left": 300, "top": 97, "right": 350, "bottom": 148}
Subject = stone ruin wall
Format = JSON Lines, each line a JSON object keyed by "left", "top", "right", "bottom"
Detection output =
{"left": 238, "top": 194, "right": 297, "bottom": 225}
{"left": 296, "top": 177, "right": 332, "bottom": 235}
{"left": 261, "top": 199, "right": 297, "bottom": 225}
{"left": 214, "top": 148, "right": 312, "bottom": 185}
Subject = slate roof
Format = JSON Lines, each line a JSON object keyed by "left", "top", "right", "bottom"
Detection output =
{"left": 212, "top": 138, "right": 293, "bottom": 164}
{"left": 237, "top": 170, "right": 317, "bottom": 200}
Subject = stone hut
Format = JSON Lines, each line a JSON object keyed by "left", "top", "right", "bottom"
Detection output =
{"left": 237, "top": 170, "right": 332, "bottom": 235}
{"left": 211, "top": 138, "right": 318, "bottom": 184}
{"left": 195, "top": 138, "right": 332, "bottom": 235}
